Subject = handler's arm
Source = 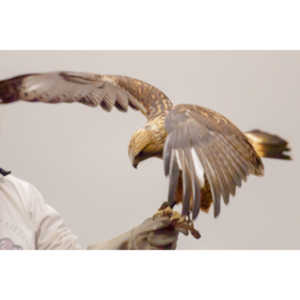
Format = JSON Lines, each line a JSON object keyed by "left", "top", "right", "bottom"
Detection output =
{"left": 28, "top": 183, "right": 179, "bottom": 250}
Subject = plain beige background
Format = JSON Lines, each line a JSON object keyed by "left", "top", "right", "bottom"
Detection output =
{"left": 0, "top": 51, "right": 298, "bottom": 249}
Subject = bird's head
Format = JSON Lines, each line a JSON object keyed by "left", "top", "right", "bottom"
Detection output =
{"left": 128, "top": 128, "right": 153, "bottom": 169}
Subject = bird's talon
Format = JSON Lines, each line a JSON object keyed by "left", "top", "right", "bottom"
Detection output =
{"left": 159, "top": 201, "right": 172, "bottom": 211}
{"left": 153, "top": 206, "right": 201, "bottom": 239}
{"left": 153, "top": 205, "right": 173, "bottom": 220}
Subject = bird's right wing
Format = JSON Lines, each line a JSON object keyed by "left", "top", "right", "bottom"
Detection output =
{"left": 0, "top": 71, "right": 173, "bottom": 120}
{"left": 163, "top": 104, "right": 264, "bottom": 219}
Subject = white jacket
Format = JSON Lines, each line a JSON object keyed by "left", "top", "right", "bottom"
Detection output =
{"left": 0, "top": 174, "right": 81, "bottom": 249}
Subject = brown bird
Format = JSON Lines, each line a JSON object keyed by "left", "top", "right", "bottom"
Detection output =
{"left": 0, "top": 71, "right": 291, "bottom": 230}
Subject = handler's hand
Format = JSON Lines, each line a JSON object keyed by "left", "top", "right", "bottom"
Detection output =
{"left": 128, "top": 216, "right": 180, "bottom": 250}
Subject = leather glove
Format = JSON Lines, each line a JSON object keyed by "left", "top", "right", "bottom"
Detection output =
{"left": 87, "top": 215, "right": 182, "bottom": 250}
{"left": 127, "top": 216, "right": 180, "bottom": 250}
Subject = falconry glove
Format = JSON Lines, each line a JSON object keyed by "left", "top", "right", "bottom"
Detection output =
{"left": 88, "top": 215, "right": 181, "bottom": 250}
{"left": 127, "top": 216, "right": 180, "bottom": 250}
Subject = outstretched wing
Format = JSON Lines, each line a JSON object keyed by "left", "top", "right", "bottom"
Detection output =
{"left": 163, "top": 104, "right": 264, "bottom": 219}
{"left": 0, "top": 71, "right": 173, "bottom": 120}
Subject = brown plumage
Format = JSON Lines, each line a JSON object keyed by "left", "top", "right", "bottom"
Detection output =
{"left": 0, "top": 71, "right": 291, "bottom": 219}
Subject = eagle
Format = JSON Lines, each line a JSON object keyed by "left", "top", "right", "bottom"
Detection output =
{"left": 0, "top": 71, "right": 291, "bottom": 237}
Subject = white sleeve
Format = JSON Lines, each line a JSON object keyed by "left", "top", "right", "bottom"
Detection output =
{"left": 27, "top": 183, "right": 83, "bottom": 250}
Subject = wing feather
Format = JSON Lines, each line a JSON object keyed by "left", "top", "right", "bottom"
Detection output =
{"left": 167, "top": 151, "right": 180, "bottom": 207}
{"left": 188, "top": 148, "right": 203, "bottom": 219}
{"left": 215, "top": 141, "right": 238, "bottom": 194}
{"left": 181, "top": 150, "right": 193, "bottom": 216}
{"left": 212, "top": 146, "right": 231, "bottom": 204}
{"left": 202, "top": 147, "right": 223, "bottom": 217}
{"left": 216, "top": 136, "right": 243, "bottom": 188}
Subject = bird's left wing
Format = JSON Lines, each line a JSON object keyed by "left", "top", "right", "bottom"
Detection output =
{"left": 0, "top": 71, "right": 173, "bottom": 120}
{"left": 163, "top": 104, "right": 264, "bottom": 219}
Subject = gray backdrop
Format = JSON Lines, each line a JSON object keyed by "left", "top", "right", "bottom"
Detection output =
{"left": 0, "top": 51, "right": 299, "bottom": 249}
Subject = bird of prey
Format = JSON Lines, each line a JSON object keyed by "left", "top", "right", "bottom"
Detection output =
{"left": 0, "top": 71, "right": 291, "bottom": 237}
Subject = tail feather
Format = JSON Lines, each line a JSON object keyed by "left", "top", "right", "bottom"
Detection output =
{"left": 245, "top": 129, "right": 291, "bottom": 160}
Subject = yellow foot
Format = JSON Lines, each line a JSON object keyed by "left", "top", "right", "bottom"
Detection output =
{"left": 153, "top": 206, "right": 201, "bottom": 239}
{"left": 154, "top": 206, "right": 174, "bottom": 218}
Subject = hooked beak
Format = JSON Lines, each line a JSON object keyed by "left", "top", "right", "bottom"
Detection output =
{"left": 129, "top": 152, "right": 138, "bottom": 169}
